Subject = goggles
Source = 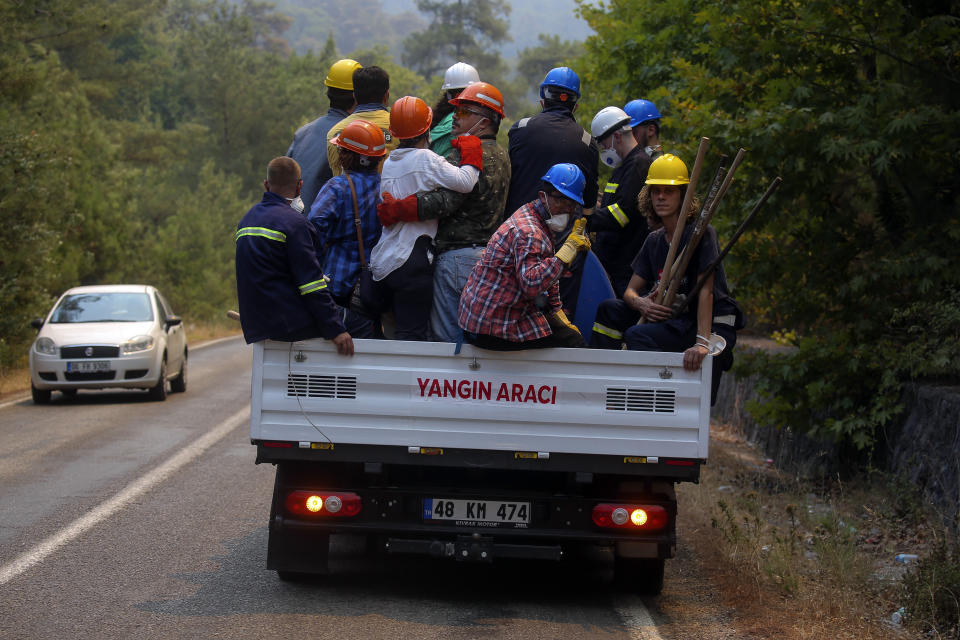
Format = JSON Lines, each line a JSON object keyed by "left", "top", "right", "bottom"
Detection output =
{"left": 455, "top": 106, "right": 487, "bottom": 119}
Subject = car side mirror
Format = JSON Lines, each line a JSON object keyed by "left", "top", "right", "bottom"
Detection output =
{"left": 166, "top": 315, "right": 182, "bottom": 327}
{"left": 31, "top": 318, "right": 44, "bottom": 331}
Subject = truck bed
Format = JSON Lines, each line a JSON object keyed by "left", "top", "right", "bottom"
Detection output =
{"left": 250, "top": 339, "right": 711, "bottom": 469}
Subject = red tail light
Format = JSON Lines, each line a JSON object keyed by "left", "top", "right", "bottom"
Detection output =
{"left": 285, "top": 491, "right": 362, "bottom": 517}
{"left": 592, "top": 503, "right": 668, "bottom": 531}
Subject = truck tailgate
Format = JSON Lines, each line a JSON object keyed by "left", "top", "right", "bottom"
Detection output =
{"left": 251, "top": 339, "right": 711, "bottom": 460}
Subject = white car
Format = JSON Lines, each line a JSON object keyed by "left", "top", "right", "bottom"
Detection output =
{"left": 29, "top": 285, "right": 188, "bottom": 403}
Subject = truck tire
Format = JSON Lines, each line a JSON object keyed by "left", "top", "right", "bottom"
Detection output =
{"left": 276, "top": 570, "right": 316, "bottom": 583}
{"left": 614, "top": 557, "right": 665, "bottom": 596}
{"left": 31, "top": 384, "right": 51, "bottom": 405}
{"left": 267, "top": 465, "right": 330, "bottom": 576}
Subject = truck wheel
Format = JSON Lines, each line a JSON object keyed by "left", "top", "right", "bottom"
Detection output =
{"left": 276, "top": 570, "right": 316, "bottom": 583}
{"left": 149, "top": 359, "right": 167, "bottom": 401}
{"left": 170, "top": 352, "right": 187, "bottom": 393}
{"left": 614, "top": 557, "right": 665, "bottom": 596}
{"left": 31, "top": 385, "right": 51, "bottom": 405}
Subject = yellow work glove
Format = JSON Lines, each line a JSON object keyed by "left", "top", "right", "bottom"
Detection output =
{"left": 549, "top": 309, "right": 581, "bottom": 335}
{"left": 555, "top": 217, "right": 591, "bottom": 266}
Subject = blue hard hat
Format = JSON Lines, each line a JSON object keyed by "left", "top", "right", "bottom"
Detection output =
{"left": 541, "top": 163, "right": 585, "bottom": 205}
{"left": 624, "top": 99, "right": 661, "bottom": 127}
{"left": 540, "top": 67, "right": 580, "bottom": 99}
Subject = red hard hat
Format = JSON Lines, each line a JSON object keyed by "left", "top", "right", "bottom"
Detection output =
{"left": 390, "top": 96, "right": 433, "bottom": 140}
{"left": 331, "top": 120, "right": 387, "bottom": 157}
{"left": 449, "top": 82, "right": 505, "bottom": 117}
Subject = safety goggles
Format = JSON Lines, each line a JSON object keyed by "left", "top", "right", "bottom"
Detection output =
{"left": 454, "top": 106, "right": 487, "bottom": 119}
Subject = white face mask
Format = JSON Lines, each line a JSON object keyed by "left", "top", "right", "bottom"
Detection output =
{"left": 600, "top": 147, "right": 622, "bottom": 169}
{"left": 546, "top": 213, "right": 570, "bottom": 232}
{"left": 288, "top": 196, "right": 305, "bottom": 214}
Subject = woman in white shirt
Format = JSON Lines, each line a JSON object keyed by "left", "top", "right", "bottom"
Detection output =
{"left": 366, "top": 96, "right": 483, "bottom": 340}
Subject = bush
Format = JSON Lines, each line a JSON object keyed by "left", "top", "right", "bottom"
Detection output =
{"left": 901, "top": 537, "right": 960, "bottom": 638}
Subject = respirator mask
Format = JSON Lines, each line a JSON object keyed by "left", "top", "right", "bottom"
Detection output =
{"left": 599, "top": 134, "right": 623, "bottom": 169}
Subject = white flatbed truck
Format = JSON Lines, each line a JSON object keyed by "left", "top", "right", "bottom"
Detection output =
{"left": 249, "top": 338, "right": 712, "bottom": 594}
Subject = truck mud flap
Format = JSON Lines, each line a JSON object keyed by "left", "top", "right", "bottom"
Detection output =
{"left": 386, "top": 535, "right": 562, "bottom": 562}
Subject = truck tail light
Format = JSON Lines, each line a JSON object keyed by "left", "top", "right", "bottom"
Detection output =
{"left": 592, "top": 503, "right": 668, "bottom": 531}
{"left": 285, "top": 491, "right": 362, "bottom": 518}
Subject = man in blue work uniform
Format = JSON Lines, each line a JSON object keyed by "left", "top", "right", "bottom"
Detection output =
{"left": 287, "top": 59, "right": 361, "bottom": 212}
{"left": 503, "top": 67, "right": 599, "bottom": 219}
{"left": 503, "top": 68, "right": 600, "bottom": 319}
{"left": 623, "top": 98, "right": 664, "bottom": 158}
{"left": 588, "top": 105, "right": 653, "bottom": 298}
{"left": 235, "top": 156, "right": 354, "bottom": 355}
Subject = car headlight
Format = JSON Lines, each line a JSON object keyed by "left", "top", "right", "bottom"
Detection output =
{"left": 34, "top": 337, "right": 57, "bottom": 355}
{"left": 122, "top": 335, "right": 155, "bottom": 353}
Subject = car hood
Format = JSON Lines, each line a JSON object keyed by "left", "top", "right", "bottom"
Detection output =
{"left": 39, "top": 321, "right": 159, "bottom": 347}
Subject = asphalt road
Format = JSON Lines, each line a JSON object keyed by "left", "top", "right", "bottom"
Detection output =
{"left": 0, "top": 336, "right": 738, "bottom": 640}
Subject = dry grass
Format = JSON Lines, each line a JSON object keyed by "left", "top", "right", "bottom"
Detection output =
{"left": 0, "top": 320, "right": 240, "bottom": 401}
{"left": 677, "top": 422, "right": 930, "bottom": 639}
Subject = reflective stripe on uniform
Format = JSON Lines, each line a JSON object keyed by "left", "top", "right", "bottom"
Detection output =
{"left": 235, "top": 226, "right": 286, "bottom": 243}
{"left": 713, "top": 314, "right": 736, "bottom": 326}
{"left": 592, "top": 322, "right": 622, "bottom": 340}
{"left": 604, "top": 182, "right": 618, "bottom": 193}
{"left": 607, "top": 203, "right": 628, "bottom": 227}
{"left": 299, "top": 279, "right": 328, "bottom": 295}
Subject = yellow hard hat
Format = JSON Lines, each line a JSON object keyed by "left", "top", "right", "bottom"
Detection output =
{"left": 645, "top": 154, "right": 690, "bottom": 185}
{"left": 325, "top": 59, "right": 362, "bottom": 91}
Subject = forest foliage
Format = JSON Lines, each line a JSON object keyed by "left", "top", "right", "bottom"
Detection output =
{"left": 575, "top": 0, "right": 960, "bottom": 448}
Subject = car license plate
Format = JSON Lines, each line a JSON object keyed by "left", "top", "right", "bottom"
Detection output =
{"left": 67, "top": 360, "right": 110, "bottom": 373}
{"left": 423, "top": 498, "right": 530, "bottom": 524}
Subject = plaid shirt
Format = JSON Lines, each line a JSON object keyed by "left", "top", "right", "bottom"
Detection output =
{"left": 307, "top": 171, "right": 382, "bottom": 298}
{"left": 458, "top": 200, "right": 564, "bottom": 341}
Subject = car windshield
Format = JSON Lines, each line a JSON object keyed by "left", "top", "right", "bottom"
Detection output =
{"left": 50, "top": 293, "right": 154, "bottom": 323}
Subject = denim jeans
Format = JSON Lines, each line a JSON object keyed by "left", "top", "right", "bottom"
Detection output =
{"left": 430, "top": 246, "right": 484, "bottom": 342}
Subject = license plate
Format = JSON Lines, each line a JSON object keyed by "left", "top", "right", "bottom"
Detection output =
{"left": 67, "top": 361, "right": 110, "bottom": 373}
{"left": 423, "top": 498, "right": 530, "bottom": 524}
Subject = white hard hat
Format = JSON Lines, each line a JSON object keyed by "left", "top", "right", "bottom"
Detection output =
{"left": 591, "top": 106, "right": 632, "bottom": 140}
{"left": 442, "top": 62, "right": 480, "bottom": 91}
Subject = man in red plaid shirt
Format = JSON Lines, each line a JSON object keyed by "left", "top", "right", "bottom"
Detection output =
{"left": 458, "top": 164, "right": 592, "bottom": 350}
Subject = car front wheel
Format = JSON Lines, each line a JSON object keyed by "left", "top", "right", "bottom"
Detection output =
{"left": 149, "top": 359, "right": 167, "bottom": 401}
{"left": 170, "top": 351, "right": 187, "bottom": 393}
{"left": 32, "top": 384, "right": 51, "bottom": 405}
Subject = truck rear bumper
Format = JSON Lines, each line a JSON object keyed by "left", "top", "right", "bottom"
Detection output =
{"left": 386, "top": 535, "right": 563, "bottom": 562}
{"left": 255, "top": 441, "right": 702, "bottom": 483}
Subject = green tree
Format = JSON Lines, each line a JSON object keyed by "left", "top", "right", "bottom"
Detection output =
{"left": 401, "top": 0, "right": 512, "bottom": 78}
{"left": 576, "top": 0, "right": 960, "bottom": 449}
{"left": 0, "top": 0, "right": 152, "bottom": 370}
{"left": 516, "top": 34, "right": 584, "bottom": 90}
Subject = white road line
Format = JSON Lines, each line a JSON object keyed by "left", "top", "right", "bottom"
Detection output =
{"left": 0, "top": 407, "right": 250, "bottom": 586}
{"left": 0, "top": 396, "right": 28, "bottom": 410}
{"left": 0, "top": 334, "right": 244, "bottom": 411}
{"left": 613, "top": 594, "right": 665, "bottom": 640}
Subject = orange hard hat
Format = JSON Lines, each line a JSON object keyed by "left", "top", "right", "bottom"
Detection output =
{"left": 449, "top": 81, "right": 505, "bottom": 117}
{"left": 331, "top": 120, "right": 387, "bottom": 157}
{"left": 390, "top": 96, "right": 433, "bottom": 140}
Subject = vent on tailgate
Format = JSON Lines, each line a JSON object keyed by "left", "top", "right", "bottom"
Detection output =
{"left": 606, "top": 387, "right": 676, "bottom": 413}
{"left": 287, "top": 373, "right": 357, "bottom": 399}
